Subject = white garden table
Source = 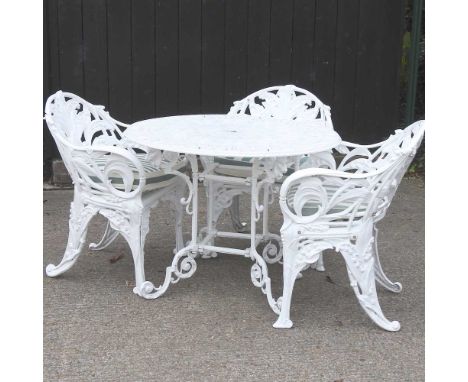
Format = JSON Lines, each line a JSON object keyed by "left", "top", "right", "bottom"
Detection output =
{"left": 124, "top": 114, "right": 342, "bottom": 313}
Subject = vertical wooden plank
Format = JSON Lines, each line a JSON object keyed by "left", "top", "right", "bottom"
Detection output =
{"left": 44, "top": 0, "right": 53, "bottom": 179}
{"left": 224, "top": 0, "right": 248, "bottom": 107}
{"left": 47, "top": 0, "right": 61, "bottom": 93}
{"left": 132, "top": 0, "right": 155, "bottom": 121}
{"left": 107, "top": 0, "right": 132, "bottom": 121}
{"left": 201, "top": 0, "right": 225, "bottom": 113}
{"left": 57, "top": 0, "right": 84, "bottom": 95}
{"left": 179, "top": 0, "right": 202, "bottom": 114}
{"left": 44, "top": 0, "right": 50, "bottom": 103}
{"left": 354, "top": 0, "right": 384, "bottom": 143}
{"left": 45, "top": 0, "right": 61, "bottom": 164}
{"left": 269, "top": 0, "right": 294, "bottom": 85}
{"left": 313, "top": 0, "right": 338, "bottom": 105}
{"left": 246, "top": 0, "right": 270, "bottom": 94}
{"left": 291, "top": 0, "right": 316, "bottom": 91}
{"left": 155, "top": 0, "right": 179, "bottom": 116}
{"left": 332, "top": 0, "right": 359, "bottom": 140}
{"left": 82, "top": 0, "right": 108, "bottom": 106}
{"left": 380, "top": 0, "right": 405, "bottom": 135}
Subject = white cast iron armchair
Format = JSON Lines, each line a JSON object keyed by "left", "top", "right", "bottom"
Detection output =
{"left": 200, "top": 85, "right": 336, "bottom": 262}
{"left": 273, "top": 121, "right": 425, "bottom": 330}
{"left": 44, "top": 91, "right": 187, "bottom": 298}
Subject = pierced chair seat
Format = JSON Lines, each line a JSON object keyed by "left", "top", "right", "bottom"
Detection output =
{"left": 213, "top": 156, "right": 301, "bottom": 180}
{"left": 212, "top": 156, "right": 254, "bottom": 178}
{"left": 93, "top": 154, "right": 187, "bottom": 192}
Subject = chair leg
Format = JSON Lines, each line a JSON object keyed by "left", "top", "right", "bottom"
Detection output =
{"left": 273, "top": 247, "right": 304, "bottom": 329}
{"left": 372, "top": 227, "right": 402, "bottom": 293}
{"left": 310, "top": 252, "right": 325, "bottom": 272}
{"left": 98, "top": 206, "right": 156, "bottom": 298}
{"left": 340, "top": 231, "right": 401, "bottom": 331}
{"left": 125, "top": 209, "right": 155, "bottom": 298}
{"left": 297, "top": 252, "right": 325, "bottom": 277}
{"left": 46, "top": 198, "right": 98, "bottom": 277}
{"left": 89, "top": 221, "right": 119, "bottom": 251}
{"left": 295, "top": 263, "right": 310, "bottom": 279}
{"left": 229, "top": 195, "right": 247, "bottom": 232}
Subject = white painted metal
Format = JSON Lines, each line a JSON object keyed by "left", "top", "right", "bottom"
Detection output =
{"left": 127, "top": 114, "right": 340, "bottom": 158}
{"left": 196, "top": 85, "right": 338, "bottom": 265}
{"left": 273, "top": 121, "right": 425, "bottom": 330}
{"left": 123, "top": 108, "right": 342, "bottom": 311}
{"left": 44, "top": 91, "right": 187, "bottom": 298}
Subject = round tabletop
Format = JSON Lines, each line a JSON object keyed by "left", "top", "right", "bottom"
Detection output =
{"left": 125, "top": 114, "right": 342, "bottom": 158}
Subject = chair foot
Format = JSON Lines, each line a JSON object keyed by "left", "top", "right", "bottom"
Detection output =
{"left": 46, "top": 256, "right": 79, "bottom": 277}
{"left": 89, "top": 221, "right": 119, "bottom": 251}
{"left": 273, "top": 318, "right": 293, "bottom": 329}
{"left": 341, "top": 227, "right": 401, "bottom": 331}
{"left": 46, "top": 201, "right": 97, "bottom": 278}
{"left": 229, "top": 195, "right": 248, "bottom": 232}
{"left": 373, "top": 228, "right": 402, "bottom": 293}
{"left": 310, "top": 252, "right": 325, "bottom": 272}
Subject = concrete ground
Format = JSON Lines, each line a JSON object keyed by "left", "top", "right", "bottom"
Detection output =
{"left": 43, "top": 178, "right": 424, "bottom": 382}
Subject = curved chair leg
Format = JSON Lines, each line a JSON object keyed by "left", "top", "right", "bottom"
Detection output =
{"left": 296, "top": 263, "right": 310, "bottom": 280}
{"left": 124, "top": 209, "right": 155, "bottom": 299}
{"left": 373, "top": 227, "right": 402, "bottom": 293}
{"left": 340, "top": 232, "right": 401, "bottom": 331}
{"left": 229, "top": 195, "right": 247, "bottom": 232}
{"left": 89, "top": 221, "right": 119, "bottom": 251}
{"left": 311, "top": 252, "right": 325, "bottom": 272}
{"left": 46, "top": 199, "right": 98, "bottom": 277}
{"left": 273, "top": 248, "right": 306, "bottom": 329}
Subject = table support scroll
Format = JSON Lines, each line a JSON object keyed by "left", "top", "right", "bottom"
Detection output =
{"left": 134, "top": 156, "right": 281, "bottom": 315}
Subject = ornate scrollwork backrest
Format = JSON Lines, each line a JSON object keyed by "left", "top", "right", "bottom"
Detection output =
{"left": 364, "top": 121, "right": 425, "bottom": 220}
{"left": 228, "top": 85, "right": 332, "bottom": 125}
{"left": 282, "top": 121, "right": 425, "bottom": 229}
{"left": 45, "top": 91, "right": 128, "bottom": 147}
{"left": 218, "top": 85, "right": 336, "bottom": 172}
{"left": 45, "top": 91, "right": 147, "bottom": 199}
{"left": 337, "top": 121, "right": 424, "bottom": 218}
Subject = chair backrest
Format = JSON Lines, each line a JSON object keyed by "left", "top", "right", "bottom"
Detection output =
{"left": 228, "top": 85, "right": 332, "bottom": 126}
{"left": 364, "top": 121, "right": 425, "bottom": 220}
{"left": 282, "top": 121, "right": 425, "bottom": 228}
{"left": 338, "top": 121, "right": 425, "bottom": 222}
{"left": 45, "top": 91, "right": 145, "bottom": 199}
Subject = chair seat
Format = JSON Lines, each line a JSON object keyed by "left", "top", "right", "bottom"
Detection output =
{"left": 213, "top": 156, "right": 295, "bottom": 180}
{"left": 92, "top": 154, "right": 186, "bottom": 192}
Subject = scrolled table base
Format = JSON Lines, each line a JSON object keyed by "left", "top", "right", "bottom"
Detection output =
{"left": 132, "top": 245, "right": 198, "bottom": 299}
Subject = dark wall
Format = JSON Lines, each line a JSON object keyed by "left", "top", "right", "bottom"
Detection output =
{"left": 44, "top": 0, "right": 405, "bottom": 174}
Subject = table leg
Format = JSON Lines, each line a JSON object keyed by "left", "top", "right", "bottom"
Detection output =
{"left": 135, "top": 154, "right": 199, "bottom": 299}
{"left": 260, "top": 183, "right": 283, "bottom": 264}
{"left": 249, "top": 160, "right": 281, "bottom": 315}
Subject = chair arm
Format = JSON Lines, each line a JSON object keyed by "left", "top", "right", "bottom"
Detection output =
{"left": 279, "top": 167, "right": 385, "bottom": 201}
{"left": 63, "top": 138, "right": 147, "bottom": 200}
{"left": 278, "top": 165, "right": 396, "bottom": 227}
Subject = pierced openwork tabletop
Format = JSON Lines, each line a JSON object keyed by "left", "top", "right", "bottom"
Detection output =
{"left": 125, "top": 114, "right": 341, "bottom": 158}
{"left": 124, "top": 114, "right": 342, "bottom": 318}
